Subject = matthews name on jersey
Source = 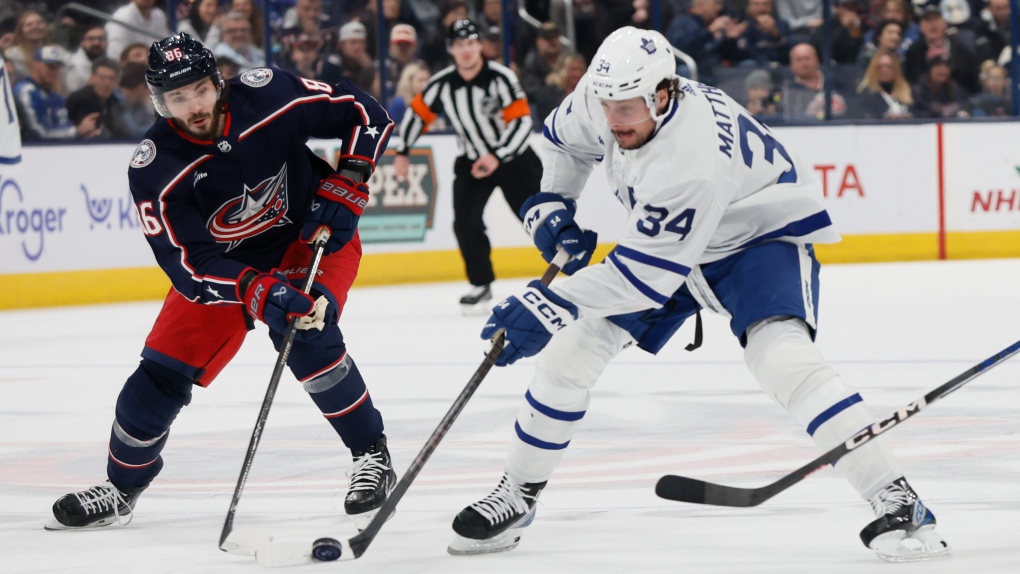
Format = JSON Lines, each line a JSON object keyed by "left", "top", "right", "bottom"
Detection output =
{"left": 128, "top": 69, "right": 393, "bottom": 305}
{"left": 539, "top": 75, "right": 841, "bottom": 321}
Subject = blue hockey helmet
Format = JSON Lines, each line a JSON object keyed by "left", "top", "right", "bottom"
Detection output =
{"left": 146, "top": 32, "right": 224, "bottom": 117}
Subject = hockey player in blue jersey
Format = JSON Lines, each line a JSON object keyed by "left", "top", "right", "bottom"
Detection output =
{"left": 48, "top": 33, "right": 397, "bottom": 531}
{"left": 447, "top": 28, "right": 949, "bottom": 562}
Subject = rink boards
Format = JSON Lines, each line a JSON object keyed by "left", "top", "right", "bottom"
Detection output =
{"left": 2, "top": 122, "right": 1019, "bottom": 309}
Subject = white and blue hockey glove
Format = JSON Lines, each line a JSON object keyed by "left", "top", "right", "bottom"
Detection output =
{"left": 521, "top": 192, "right": 597, "bottom": 275}
{"left": 481, "top": 280, "right": 578, "bottom": 366}
{"left": 301, "top": 174, "right": 369, "bottom": 255}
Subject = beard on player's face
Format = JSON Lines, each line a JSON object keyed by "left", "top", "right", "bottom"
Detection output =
{"left": 178, "top": 105, "right": 221, "bottom": 139}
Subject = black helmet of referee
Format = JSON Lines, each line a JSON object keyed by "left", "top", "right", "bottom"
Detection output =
{"left": 447, "top": 19, "right": 480, "bottom": 43}
{"left": 146, "top": 32, "right": 224, "bottom": 118}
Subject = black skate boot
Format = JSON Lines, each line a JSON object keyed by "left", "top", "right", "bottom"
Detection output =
{"left": 344, "top": 434, "right": 397, "bottom": 529}
{"left": 47, "top": 480, "right": 147, "bottom": 530}
{"left": 459, "top": 284, "right": 492, "bottom": 315}
{"left": 448, "top": 473, "right": 546, "bottom": 555}
{"left": 860, "top": 477, "right": 950, "bottom": 562}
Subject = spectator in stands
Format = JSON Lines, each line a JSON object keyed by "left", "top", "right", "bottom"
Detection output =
{"left": 521, "top": 22, "right": 564, "bottom": 102}
{"left": 775, "top": 0, "right": 822, "bottom": 45}
{"left": 388, "top": 60, "right": 430, "bottom": 123}
{"left": 65, "top": 25, "right": 108, "bottom": 94}
{"left": 6, "top": 11, "right": 50, "bottom": 82}
{"left": 864, "top": 0, "right": 920, "bottom": 49}
{"left": 530, "top": 51, "right": 586, "bottom": 122}
{"left": 912, "top": 52, "right": 970, "bottom": 116}
{"left": 320, "top": 21, "right": 377, "bottom": 96}
{"left": 14, "top": 45, "right": 102, "bottom": 140}
{"left": 108, "top": 62, "right": 153, "bottom": 140}
{"left": 421, "top": 0, "right": 470, "bottom": 71}
{"left": 481, "top": 25, "right": 505, "bottom": 64}
{"left": 229, "top": 0, "right": 267, "bottom": 48}
{"left": 360, "top": 0, "right": 425, "bottom": 60}
{"left": 177, "top": 0, "right": 223, "bottom": 47}
{"left": 857, "top": 19, "right": 906, "bottom": 66}
{"left": 782, "top": 42, "right": 848, "bottom": 119}
{"left": 106, "top": 0, "right": 170, "bottom": 62}
{"left": 119, "top": 42, "right": 150, "bottom": 68}
{"left": 856, "top": 51, "right": 914, "bottom": 118}
{"left": 968, "top": 60, "right": 1010, "bottom": 116}
{"left": 667, "top": 0, "right": 745, "bottom": 86}
{"left": 214, "top": 12, "right": 266, "bottom": 73}
{"left": 277, "top": 28, "right": 324, "bottom": 79}
{"left": 975, "top": 0, "right": 1010, "bottom": 64}
{"left": 282, "top": 0, "right": 334, "bottom": 51}
{"left": 217, "top": 56, "right": 240, "bottom": 79}
{"left": 381, "top": 24, "right": 420, "bottom": 101}
{"left": 737, "top": 0, "right": 792, "bottom": 65}
{"left": 904, "top": 1, "right": 979, "bottom": 93}
{"left": 812, "top": 0, "right": 867, "bottom": 65}
{"left": 744, "top": 68, "right": 780, "bottom": 119}
{"left": 66, "top": 57, "right": 119, "bottom": 139}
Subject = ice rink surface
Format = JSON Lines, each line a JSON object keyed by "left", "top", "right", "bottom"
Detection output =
{"left": 2, "top": 258, "right": 1019, "bottom": 573}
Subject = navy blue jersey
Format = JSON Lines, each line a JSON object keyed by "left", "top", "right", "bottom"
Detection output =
{"left": 128, "top": 68, "right": 393, "bottom": 306}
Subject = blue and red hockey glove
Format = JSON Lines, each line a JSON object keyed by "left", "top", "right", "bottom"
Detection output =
{"left": 240, "top": 270, "right": 320, "bottom": 337}
{"left": 301, "top": 174, "right": 370, "bottom": 255}
{"left": 521, "top": 192, "right": 597, "bottom": 276}
{"left": 481, "top": 280, "right": 578, "bottom": 366}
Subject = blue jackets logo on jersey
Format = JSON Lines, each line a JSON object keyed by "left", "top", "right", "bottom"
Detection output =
{"left": 207, "top": 163, "right": 292, "bottom": 250}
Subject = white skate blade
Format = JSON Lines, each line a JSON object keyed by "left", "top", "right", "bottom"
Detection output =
{"left": 447, "top": 527, "right": 525, "bottom": 556}
{"left": 460, "top": 302, "right": 492, "bottom": 317}
{"left": 220, "top": 528, "right": 274, "bottom": 556}
{"left": 871, "top": 525, "right": 951, "bottom": 563}
{"left": 350, "top": 506, "right": 395, "bottom": 531}
{"left": 44, "top": 516, "right": 123, "bottom": 530}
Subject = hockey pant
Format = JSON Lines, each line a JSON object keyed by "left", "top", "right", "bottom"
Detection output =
{"left": 106, "top": 237, "right": 383, "bottom": 490}
{"left": 506, "top": 316, "right": 900, "bottom": 500}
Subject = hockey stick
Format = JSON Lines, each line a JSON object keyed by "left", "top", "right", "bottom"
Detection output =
{"left": 250, "top": 249, "right": 573, "bottom": 566}
{"left": 218, "top": 230, "right": 331, "bottom": 554}
{"left": 655, "top": 338, "right": 1020, "bottom": 508}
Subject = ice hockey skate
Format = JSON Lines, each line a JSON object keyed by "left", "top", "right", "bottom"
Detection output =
{"left": 860, "top": 477, "right": 950, "bottom": 562}
{"left": 344, "top": 434, "right": 397, "bottom": 530}
{"left": 46, "top": 480, "right": 147, "bottom": 530}
{"left": 459, "top": 284, "right": 492, "bottom": 316}
{"left": 448, "top": 473, "right": 546, "bottom": 555}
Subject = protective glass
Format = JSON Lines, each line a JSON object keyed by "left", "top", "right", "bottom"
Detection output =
{"left": 598, "top": 97, "right": 653, "bottom": 126}
{"left": 162, "top": 81, "right": 219, "bottom": 119}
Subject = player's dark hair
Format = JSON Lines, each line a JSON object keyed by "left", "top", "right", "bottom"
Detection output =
{"left": 656, "top": 77, "right": 682, "bottom": 102}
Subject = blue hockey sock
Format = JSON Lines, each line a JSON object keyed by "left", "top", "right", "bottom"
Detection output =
{"left": 107, "top": 359, "right": 193, "bottom": 490}
{"left": 302, "top": 353, "right": 383, "bottom": 452}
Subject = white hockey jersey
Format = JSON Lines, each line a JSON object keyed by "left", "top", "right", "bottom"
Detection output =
{"left": 540, "top": 77, "right": 840, "bottom": 319}
{"left": 0, "top": 54, "right": 22, "bottom": 165}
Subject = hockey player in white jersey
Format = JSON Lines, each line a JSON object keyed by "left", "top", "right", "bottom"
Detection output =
{"left": 447, "top": 27, "right": 949, "bottom": 562}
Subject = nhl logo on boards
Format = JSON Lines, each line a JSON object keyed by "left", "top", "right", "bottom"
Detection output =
{"left": 240, "top": 68, "right": 273, "bottom": 87}
{"left": 130, "top": 139, "right": 157, "bottom": 168}
{"left": 218, "top": 140, "right": 232, "bottom": 153}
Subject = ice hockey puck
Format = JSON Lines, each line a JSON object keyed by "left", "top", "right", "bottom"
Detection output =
{"left": 311, "top": 538, "right": 342, "bottom": 561}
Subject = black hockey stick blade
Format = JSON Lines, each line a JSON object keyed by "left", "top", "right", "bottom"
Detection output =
{"left": 656, "top": 337, "right": 1020, "bottom": 507}
{"left": 219, "top": 231, "right": 331, "bottom": 551}
{"left": 261, "top": 249, "right": 574, "bottom": 563}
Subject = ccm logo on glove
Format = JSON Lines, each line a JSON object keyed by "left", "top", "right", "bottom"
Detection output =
{"left": 521, "top": 290, "right": 570, "bottom": 331}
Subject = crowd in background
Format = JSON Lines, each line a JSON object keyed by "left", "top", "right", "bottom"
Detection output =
{"left": 0, "top": 0, "right": 1015, "bottom": 142}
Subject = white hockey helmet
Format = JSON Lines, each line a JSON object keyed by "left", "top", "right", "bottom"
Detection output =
{"left": 586, "top": 27, "right": 678, "bottom": 120}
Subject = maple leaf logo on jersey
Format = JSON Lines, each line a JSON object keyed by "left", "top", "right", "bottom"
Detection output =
{"left": 207, "top": 163, "right": 292, "bottom": 250}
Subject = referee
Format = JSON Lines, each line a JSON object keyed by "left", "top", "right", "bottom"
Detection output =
{"left": 393, "top": 20, "right": 541, "bottom": 313}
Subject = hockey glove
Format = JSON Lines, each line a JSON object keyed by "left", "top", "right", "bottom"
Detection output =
{"left": 521, "top": 192, "right": 597, "bottom": 275}
{"left": 241, "top": 270, "right": 318, "bottom": 337}
{"left": 481, "top": 280, "right": 578, "bottom": 366}
{"left": 300, "top": 174, "right": 370, "bottom": 255}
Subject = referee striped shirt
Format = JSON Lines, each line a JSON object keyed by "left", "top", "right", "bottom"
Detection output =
{"left": 394, "top": 60, "right": 533, "bottom": 161}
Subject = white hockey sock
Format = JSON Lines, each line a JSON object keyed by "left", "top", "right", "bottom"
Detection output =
{"left": 505, "top": 318, "right": 631, "bottom": 484}
{"left": 745, "top": 318, "right": 900, "bottom": 500}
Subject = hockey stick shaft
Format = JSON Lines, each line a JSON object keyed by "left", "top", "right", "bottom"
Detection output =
{"left": 656, "top": 338, "right": 1020, "bottom": 507}
{"left": 344, "top": 249, "right": 571, "bottom": 559}
{"left": 219, "top": 232, "right": 330, "bottom": 549}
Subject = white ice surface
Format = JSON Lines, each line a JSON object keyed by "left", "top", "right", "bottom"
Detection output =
{"left": 1, "top": 259, "right": 1019, "bottom": 573}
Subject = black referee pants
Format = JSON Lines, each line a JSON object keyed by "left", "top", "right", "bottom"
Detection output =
{"left": 452, "top": 147, "right": 542, "bottom": 287}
